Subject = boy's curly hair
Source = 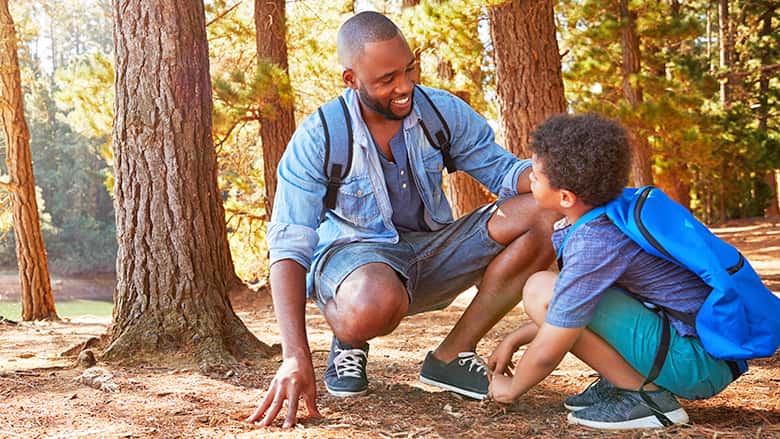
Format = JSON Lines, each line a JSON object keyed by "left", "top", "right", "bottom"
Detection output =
{"left": 529, "top": 113, "right": 631, "bottom": 207}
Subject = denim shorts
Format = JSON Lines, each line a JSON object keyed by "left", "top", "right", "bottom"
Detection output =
{"left": 588, "top": 288, "right": 736, "bottom": 400}
{"left": 311, "top": 202, "right": 505, "bottom": 315}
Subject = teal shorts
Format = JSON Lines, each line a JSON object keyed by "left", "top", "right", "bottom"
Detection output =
{"left": 587, "top": 287, "right": 735, "bottom": 400}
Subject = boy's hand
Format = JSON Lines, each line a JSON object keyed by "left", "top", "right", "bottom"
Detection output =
{"left": 488, "top": 373, "right": 517, "bottom": 404}
{"left": 488, "top": 337, "right": 518, "bottom": 376}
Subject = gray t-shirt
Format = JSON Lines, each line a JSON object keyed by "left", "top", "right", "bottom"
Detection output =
{"left": 547, "top": 214, "right": 712, "bottom": 337}
{"left": 375, "top": 128, "right": 430, "bottom": 233}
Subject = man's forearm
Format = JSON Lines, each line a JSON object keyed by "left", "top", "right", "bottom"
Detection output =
{"left": 269, "top": 259, "right": 311, "bottom": 360}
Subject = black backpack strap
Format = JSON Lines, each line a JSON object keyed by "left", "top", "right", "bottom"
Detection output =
{"left": 414, "top": 86, "right": 456, "bottom": 173}
{"left": 638, "top": 310, "right": 675, "bottom": 427}
{"left": 317, "top": 96, "right": 353, "bottom": 219}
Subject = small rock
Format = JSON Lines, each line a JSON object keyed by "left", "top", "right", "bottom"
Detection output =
{"left": 74, "top": 367, "right": 118, "bottom": 393}
{"left": 225, "top": 370, "right": 235, "bottom": 378}
{"left": 77, "top": 350, "right": 97, "bottom": 368}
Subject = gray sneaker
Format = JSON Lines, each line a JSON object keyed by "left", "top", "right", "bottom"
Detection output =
{"left": 564, "top": 377, "right": 616, "bottom": 411}
{"left": 419, "top": 351, "right": 488, "bottom": 400}
{"left": 567, "top": 388, "right": 689, "bottom": 430}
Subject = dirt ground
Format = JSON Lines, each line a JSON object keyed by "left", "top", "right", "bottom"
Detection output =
{"left": 1, "top": 218, "right": 779, "bottom": 439}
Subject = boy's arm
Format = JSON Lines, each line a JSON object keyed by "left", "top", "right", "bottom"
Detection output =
{"left": 489, "top": 323, "right": 583, "bottom": 403}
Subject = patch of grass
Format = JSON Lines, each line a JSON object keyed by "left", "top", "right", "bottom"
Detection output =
{"left": 0, "top": 299, "right": 113, "bottom": 321}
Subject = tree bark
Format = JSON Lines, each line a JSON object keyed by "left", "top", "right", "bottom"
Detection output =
{"left": 619, "top": 0, "right": 654, "bottom": 186}
{"left": 758, "top": 4, "right": 778, "bottom": 217}
{"left": 0, "top": 0, "right": 57, "bottom": 322}
{"left": 718, "top": 0, "right": 733, "bottom": 108}
{"left": 254, "top": 0, "right": 295, "bottom": 219}
{"left": 488, "top": 0, "right": 566, "bottom": 158}
{"left": 107, "top": 0, "right": 275, "bottom": 370}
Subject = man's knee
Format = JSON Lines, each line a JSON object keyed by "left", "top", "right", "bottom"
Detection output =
{"left": 327, "top": 263, "right": 408, "bottom": 343}
{"left": 487, "top": 193, "right": 560, "bottom": 246}
{"left": 523, "top": 271, "right": 556, "bottom": 324}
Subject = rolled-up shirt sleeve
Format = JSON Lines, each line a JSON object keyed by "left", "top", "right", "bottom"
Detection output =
{"left": 267, "top": 114, "right": 327, "bottom": 269}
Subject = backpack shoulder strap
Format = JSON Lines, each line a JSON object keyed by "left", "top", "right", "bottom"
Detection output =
{"left": 317, "top": 96, "right": 353, "bottom": 216}
{"left": 414, "top": 86, "right": 456, "bottom": 173}
{"left": 555, "top": 206, "right": 606, "bottom": 270}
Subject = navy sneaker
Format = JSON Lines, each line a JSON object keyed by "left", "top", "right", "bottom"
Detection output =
{"left": 567, "top": 387, "right": 689, "bottom": 430}
{"left": 564, "top": 377, "right": 616, "bottom": 411}
{"left": 324, "top": 337, "right": 369, "bottom": 397}
{"left": 419, "top": 351, "right": 488, "bottom": 400}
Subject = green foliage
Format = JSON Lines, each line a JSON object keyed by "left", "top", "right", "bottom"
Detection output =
{"left": 559, "top": 0, "right": 779, "bottom": 222}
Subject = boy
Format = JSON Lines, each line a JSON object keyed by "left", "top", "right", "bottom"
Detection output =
{"left": 487, "top": 113, "right": 739, "bottom": 430}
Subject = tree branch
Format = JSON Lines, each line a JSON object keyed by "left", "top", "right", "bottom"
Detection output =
{"left": 206, "top": 1, "right": 243, "bottom": 28}
{"left": 724, "top": 63, "right": 780, "bottom": 78}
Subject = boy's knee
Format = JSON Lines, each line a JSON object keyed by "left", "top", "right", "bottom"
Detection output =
{"left": 523, "top": 271, "right": 556, "bottom": 322}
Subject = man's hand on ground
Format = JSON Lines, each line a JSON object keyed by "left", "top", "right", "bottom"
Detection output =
{"left": 246, "top": 355, "right": 322, "bottom": 428}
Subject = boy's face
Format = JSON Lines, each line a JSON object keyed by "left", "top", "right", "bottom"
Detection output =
{"left": 530, "top": 154, "right": 564, "bottom": 211}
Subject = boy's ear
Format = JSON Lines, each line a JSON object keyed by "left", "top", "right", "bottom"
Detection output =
{"left": 559, "top": 189, "right": 577, "bottom": 209}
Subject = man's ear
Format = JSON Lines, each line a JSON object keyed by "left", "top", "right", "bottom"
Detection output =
{"left": 342, "top": 69, "right": 358, "bottom": 90}
{"left": 559, "top": 189, "right": 577, "bottom": 209}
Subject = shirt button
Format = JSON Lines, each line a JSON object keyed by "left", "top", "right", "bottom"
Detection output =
{"left": 402, "top": 183, "right": 407, "bottom": 189}
{"left": 400, "top": 170, "right": 405, "bottom": 175}
{"left": 357, "top": 190, "right": 363, "bottom": 195}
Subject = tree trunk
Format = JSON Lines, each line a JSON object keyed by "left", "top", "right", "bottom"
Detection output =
{"left": 445, "top": 91, "right": 492, "bottom": 218}
{"left": 0, "top": 0, "right": 57, "bottom": 322}
{"left": 488, "top": 0, "right": 566, "bottom": 158}
{"left": 255, "top": 0, "right": 295, "bottom": 219}
{"left": 758, "top": 5, "right": 778, "bottom": 217}
{"left": 107, "top": 0, "right": 275, "bottom": 371}
{"left": 619, "top": 0, "right": 653, "bottom": 187}
{"left": 718, "top": 0, "right": 733, "bottom": 108}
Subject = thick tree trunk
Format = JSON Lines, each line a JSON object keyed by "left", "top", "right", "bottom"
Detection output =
{"left": 107, "top": 0, "right": 274, "bottom": 371}
{"left": 619, "top": 0, "right": 654, "bottom": 187}
{"left": 0, "top": 0, "right": 57, "bottom": 322}
{"left": 254, "top": 0, "right": 295, "bottom": 219}
{"left": 488, "top": 0, "right": 566, "bottom": 158}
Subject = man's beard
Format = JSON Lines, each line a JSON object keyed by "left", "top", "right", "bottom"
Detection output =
{"left": 358, "top": 84, "right": 413, "bottom": 121}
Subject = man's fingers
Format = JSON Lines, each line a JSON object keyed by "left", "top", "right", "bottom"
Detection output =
{"left": 246, "top": 384, "right": 276, "bottom": 423}
{"left": 283, "top": 395, "right": 299, "bottom": 428}
{"left": 259, "top": 393, "right": 285, "bottom": 427}
{"left": 303, "top": 391, "right": 322, "bottom": 418}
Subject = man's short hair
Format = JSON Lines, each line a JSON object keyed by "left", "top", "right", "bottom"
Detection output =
{"left": 529, "top": 113, "right": 632, "bottom": 207}
{"left": 337, "top": 11, "right": 402, "bottom": 69}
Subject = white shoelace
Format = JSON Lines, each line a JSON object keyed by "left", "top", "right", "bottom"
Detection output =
{"left": 333, "top": 348, "right": 367, "bottom": 378}
{"left": 457, "top": 352, "right": 488, "bottom": 376}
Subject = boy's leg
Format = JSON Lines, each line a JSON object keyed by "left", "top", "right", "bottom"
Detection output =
{"left": 523, "top": 272, "right": 734, "bottom": 399}
{"left": 522, "top": 271, "right": 658, "bottom": 391}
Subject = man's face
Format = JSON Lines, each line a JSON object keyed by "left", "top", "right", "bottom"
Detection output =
{"left": 345, "top": 34, "right": 419, "bottom": 121}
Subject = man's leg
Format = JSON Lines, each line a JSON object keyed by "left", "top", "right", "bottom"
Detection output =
{"left": 323, "top": 262, "right": 409, "bottom": 346}
{"left": 433, "top": 193, "right": 559, "bottom": 362}
{"left": 312, "top": 242, "right": 416, "bottom": 397}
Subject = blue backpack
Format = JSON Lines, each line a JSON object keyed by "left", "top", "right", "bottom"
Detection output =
{"left": 316, "top": 85, "right": 455, "bottom": 215}
{"left": 558, "top": 186, "right": 780, "bottom": 424}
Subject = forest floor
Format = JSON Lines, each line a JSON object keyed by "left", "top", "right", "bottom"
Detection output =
{"left": 1, "top": 217, "right": 779, "bottom": 438}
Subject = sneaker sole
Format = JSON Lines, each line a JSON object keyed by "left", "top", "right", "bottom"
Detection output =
{"left": 419, "top": 375, "right": 487, "bottom": 400}
{"left": 325, "top": 384, "right": 368, "bottom": 398}
{"left": 563, "top": 402, "right": 588, "bottom": 412}
{"left": 567, "top": 407, "right": 689, "bottom": 430}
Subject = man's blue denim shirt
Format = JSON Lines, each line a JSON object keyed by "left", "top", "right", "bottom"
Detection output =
{"left": 267, "top": 85, "right": 531, "bottom": 295}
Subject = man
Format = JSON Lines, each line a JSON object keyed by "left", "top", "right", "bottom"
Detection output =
{"left": 247, "top": 11, "right": 557, "bottom": 428}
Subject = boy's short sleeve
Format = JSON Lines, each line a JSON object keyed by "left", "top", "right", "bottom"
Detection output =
{"left": 546, "top": 217, "right": 633, "bottom": 328}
